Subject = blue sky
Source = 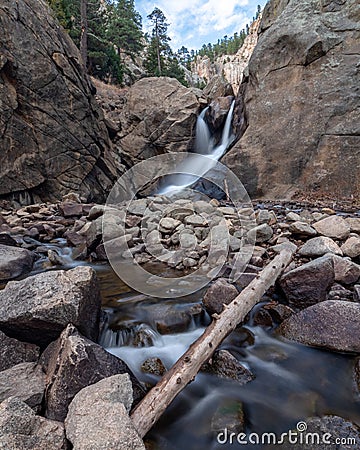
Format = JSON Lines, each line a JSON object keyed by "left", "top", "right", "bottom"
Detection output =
{"left": 135, "top": 0, "right": 269, "bottom": 51}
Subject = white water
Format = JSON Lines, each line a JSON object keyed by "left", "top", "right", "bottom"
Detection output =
{"left": 158, "top": 101, "right": 236, "bottom": 195}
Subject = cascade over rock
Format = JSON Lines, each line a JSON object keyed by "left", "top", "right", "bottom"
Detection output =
{"left": 0, "top": 0, "right": 120, "bottom": 204}
{"left": 224, "top": 0, "right": 360, "bottom": 199}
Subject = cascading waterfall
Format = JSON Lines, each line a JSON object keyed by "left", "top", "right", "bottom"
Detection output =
{"left": 158, "top": 100, "right": 236, "bottom": 195}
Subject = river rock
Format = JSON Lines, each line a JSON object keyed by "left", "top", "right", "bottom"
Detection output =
{"left": 59, "top": 202, "right": 84, "bottom": 218}
{"left": 289, "top": 221, "right": 317, "bottom": 237}
{"left": 0, "top": 362, "right": 45, "bottom": 412}
{"left": 0, "top": 244, "right": 34, "bottom": 281}
{"left": 247, "top": 223, "right": 273, "bottom": 243}
{"left": 65, "top": 374, "right": 145, "bottom": 450}
{"left": 141, "top": 357, "right": 166, "bottom": 376}
{"left": 0, "top": 0, "right": 118, "bottom": 203}
{"left": 345, "top": 218, "right": 360, "bottom": 234}
{"left": 279, "top": 255, "right": 334, "bottom": 308}
{"left": 203, "top": 278, "right": 238, "bottom": 315}
{"left": 313, "top": 216, "right": 351, "bottom": 240}
{"left": 331, "top": 255, "right": 360, "bottom": 285}
{"left": 0, "top": 397, "right": 67, "bottom": 450}
{"left": 0, "top": 331, "right": 39, "bottom": 372}
{"left": 223, "top": 0, "right": 359, "bottom": 200}
{"left": 41, "top": 324, "right": 144, "bottom": 422}
{"left": 341, "top": 236, "right": 360, "bottom": 258}
{"left": 298, "top": 236, "right": 342, "bottom": 257}
{"left": 278, "top": 300, "right": 360, "bottom": 352}
{"left": 202, "top": 349, "right": 254, "bottom": 385}
{"left": 0, "top": 266, "right": 101, "bottom": 347}
{"left": 159, "top": 217, "right": 181, "bottom": 233}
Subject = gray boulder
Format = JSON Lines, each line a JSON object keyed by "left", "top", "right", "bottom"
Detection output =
{"left": 0, "top": 266, "right": 101, "bottom": 347}
{"left": 65, "top": 375, "right": 145, "bottom": 450}
{"left": 0, "top": 244, "right": 34, "bottom": 281}
{"left": 331, "top": 255, "right": 360, "bottom": 285}
{"left": 298, "top": 236, "right": 342, "bottom": 257}
{"left": 341, "top": 236, "right": 360, "bottom": 258}
{"left": 0, "top": 362, "right": 45, "bottom": 412}
{"left": 0, "top": 397, "right": 67, "bottom": 449}
{"left": 278, "top": 300, "right": 360, "bottom": 352}
{"left": 313, "top": 216, "right": 351, "bottom": 240}
{"left": 0, "top": 331, "right": 39, "bottom": 372}
{"left": 41, "top": 324, "right": 145, "bottom": 422}
{"left": 203, "top": 278, "right": 238, "bottom": 315}
{"left": 280, "top": 255, "right": 334, "bottom": 308}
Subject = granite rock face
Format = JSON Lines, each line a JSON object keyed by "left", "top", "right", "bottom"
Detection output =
{"left": 0, "top": 0, "right": 119, "bottom": 203}
{"left": 224, "top": 0, "right": 360, "bottom": 199}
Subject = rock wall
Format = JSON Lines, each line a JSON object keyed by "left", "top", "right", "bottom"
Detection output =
{"left": 96, "top": 77, "right": 203, "bottom": 167}
{"left": 0, "top": 0, "right": 121, "bottom": 204}
{"left": 224, "top": 0, "right": 360, "bottom": 200}
{"left": 190, "top": 18, "right": 261, "bottom": 94}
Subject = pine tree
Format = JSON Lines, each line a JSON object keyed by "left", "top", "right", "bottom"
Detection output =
{"left": 145, "top": 7, "right": 171, "bottom": 76}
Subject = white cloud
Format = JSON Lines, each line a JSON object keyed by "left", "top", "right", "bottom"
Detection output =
{"left": 136, "top": 0, "right": 265, "bottom": 49}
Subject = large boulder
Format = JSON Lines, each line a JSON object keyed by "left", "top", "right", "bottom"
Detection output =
{"left": 223, "top": 0, "right": 360, "bottom": 199}
{"left": 41, "top": 324, "right": 145, "bottom": 422}
{"left": 0, "top": 397, "right": 67, "bottom": 449}
{"left": 0, "top": 331, "right": 39, "bottom": 372}
{"left": 65, "top": 375, "right": 145, "bottom": 450}
{"left": 0, "top": 244, "right": 34, "bottom": 281}
{"left": 0, "top": 362, "right": 45, "bottom": 412}
{"left": 117, "top": 77, "right": 200, "bottom": 166}
{"left": 0, "top": 0, "right": 119, "bottom": 203}
{"left": 0, "top": 266, "right": 101, "bottom": 347}
{"left": 277, "top": 300, "right": 360, "bottom": 352}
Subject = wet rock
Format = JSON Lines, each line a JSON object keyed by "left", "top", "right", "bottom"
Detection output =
{"left": 211, "top": 400, "right": 245, "bottom": 435}
{"left": 0, "top": 233, "right": 17, "bottom": 247}
{"left": 279, "top": 255, "right": 334, "bottom": 308}
{"left": 276, "top": 415, "right": 360, "bottom": 449}
{"left": 265, "top": 303, "right": 295, "bottom": 323}
{"left": 0, "top": 331, "right": 40, "bottom": 372}
{"left": 65, "top": 374, "right": 145, "bottom": 450}
{"left": 202, "top": 350, "right": 254, "bottom": 384}
{"left": 341, "top": 236, "right": 360, "bottom": 258}
{"left": 247, "top": 223, "right": 273, "bottom": 243}
{"left": 41, "top": 324, "right": 145, "bottom": 422}
{"left": 153, "top": 303, "right": 203, "bottom": 334}
{"left": 331, "top": 255, "right": 360, "bottom": 285}
{"left": 0, "top": 362, "right": 45, "bottom": 412}
{"left": 313, "top": 216, "right": 350, "bottom": 240}
{"left": 0, "top": 266, "right": 101, "bottom": 347}
{"left": 141, "top": 357, "right": 166, "bottom": 376}
{"left": 205, "top": 96, "right": 233, "bottom": 132}
{"left": 203, "top": 278, "right": 238, "bottom": 315}
{"left": 278, "top": 300, "right": 360, "bottom": 352}
{"left": 0, "top": 397, "right": 67, "bottom": 450}
{"left": 289, "top": 221, "right": 317, "bottom": 237}
{"left": 298, "top": 236, "right": 342, "bottom": 257}
{"left": 0, "top": 244, "right": 34, "bottom": 281}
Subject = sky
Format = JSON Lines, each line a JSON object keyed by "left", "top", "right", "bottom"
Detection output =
{"left": 135, "top": 0, "right": 269, "bottom": 51}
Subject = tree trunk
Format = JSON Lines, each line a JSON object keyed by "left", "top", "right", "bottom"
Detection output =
{"left": 155, "top": 20, "right": 161, "bottom": 75}
{"left": 131, "top": 243, "right": 297, "bottom": 438}
{"left": 80, "top": 0, "right": 88, "bottom": 69}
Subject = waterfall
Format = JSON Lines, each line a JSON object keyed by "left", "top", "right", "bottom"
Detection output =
{"left": 158, "top": 100, "right": 235, "bottom": 195}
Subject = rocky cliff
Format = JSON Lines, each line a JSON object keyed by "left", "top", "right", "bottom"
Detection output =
{"left": 190, "top": 18, "right": 261, "bottom": 94}
{"left": 224, "top": 0, "right": 360, "bottom": 200}
{"left": 0, "top": 0, "right": 121, "bottom": 204}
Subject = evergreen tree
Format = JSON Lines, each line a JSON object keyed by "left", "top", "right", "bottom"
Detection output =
{"left": 145, "top": 7, "right": 171, "bottom": 75}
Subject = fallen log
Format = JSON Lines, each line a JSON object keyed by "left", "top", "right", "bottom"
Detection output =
{"left": 131, "top": 242, "right": 297, "bottom": 438}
